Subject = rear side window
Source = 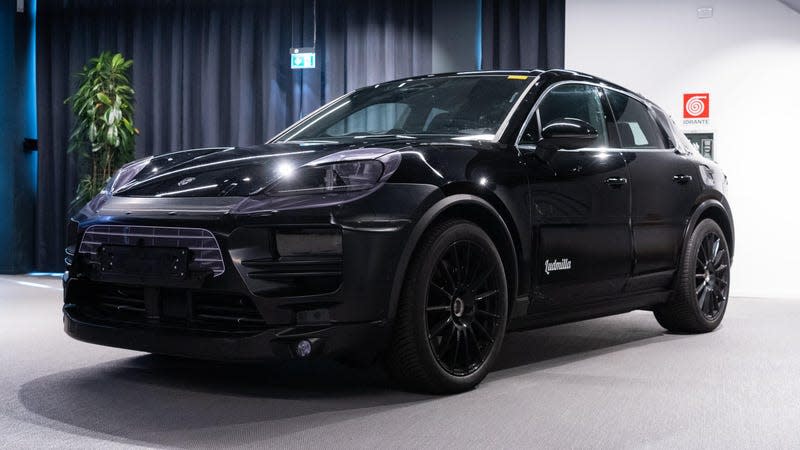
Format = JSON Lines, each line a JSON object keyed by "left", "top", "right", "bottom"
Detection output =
{"left": 605, "top": 90, "right": 666, "bottom": 149}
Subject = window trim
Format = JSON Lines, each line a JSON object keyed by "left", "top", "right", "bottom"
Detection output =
{"left": 489, "top": 76, "right": 541, "bottom": 142}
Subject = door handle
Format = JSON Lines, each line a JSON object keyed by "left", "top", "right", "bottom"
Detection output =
{"left": 604, "top": 177, "right": 628, "bottom": 187}
{"left": 672, "top": 174, "right": 693, "bottom": 184}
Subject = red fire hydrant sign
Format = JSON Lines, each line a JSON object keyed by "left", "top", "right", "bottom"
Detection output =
{"left": 683, "top": 93, "right": 710, "bottom": 118}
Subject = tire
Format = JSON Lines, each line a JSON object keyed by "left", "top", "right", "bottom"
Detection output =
{"left": 385, "top": 219, "right": 508, "bottom": 394}
{"left": 654, "top": 219, "right": 731, "bottom": 333}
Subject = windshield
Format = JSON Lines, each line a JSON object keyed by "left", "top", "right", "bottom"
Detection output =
{"left": 276, "top": 75, "right": 533, "bottom": 142}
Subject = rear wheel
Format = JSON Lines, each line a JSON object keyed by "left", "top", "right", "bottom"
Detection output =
{"left": 385, "top": 220, "right": 508, "bottom": 394}
{"left": 654, "top": 219, "right": 731, "bottom": 333}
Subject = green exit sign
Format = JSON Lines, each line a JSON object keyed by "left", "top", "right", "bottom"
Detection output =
{"left": 290, "top": 47, "right": 316, "bottom": 69}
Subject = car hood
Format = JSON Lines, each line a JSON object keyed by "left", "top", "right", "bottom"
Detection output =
{"left": 115, "top": 142, "right": 406, "bottom": 198}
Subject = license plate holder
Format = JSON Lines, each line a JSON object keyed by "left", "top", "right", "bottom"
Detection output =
{"left": 98, "top": 245, "right": 189, "bottom": 280}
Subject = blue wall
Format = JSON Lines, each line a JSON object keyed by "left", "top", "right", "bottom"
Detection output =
{"left": 0, "top": 0, "right": 37, "bottom": 273}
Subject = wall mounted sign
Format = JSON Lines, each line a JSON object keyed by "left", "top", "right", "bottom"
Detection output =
{"left": 683, "top": 92, "right": 710, "bottom": 126}
{"left": 683, "top": 93, "right": 709, "bottom": 118}
{"left": 685, "top": 132, "right": 714, "bottom": 160}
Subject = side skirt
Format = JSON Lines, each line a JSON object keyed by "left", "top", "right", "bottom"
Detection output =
{"left": 506, "top": 290, "right": 670, "bottom": 332}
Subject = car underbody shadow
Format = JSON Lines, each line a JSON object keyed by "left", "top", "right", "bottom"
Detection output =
{"left": 18, "top": 356, "right": 428, "bottom": 446}
{"left": 18, "top": 311, "right": 681, "bottom": 447}
{"left": 487, "top": 311, "right": 689, "bottom": 386}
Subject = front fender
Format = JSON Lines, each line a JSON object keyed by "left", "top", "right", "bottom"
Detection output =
{"left": 386, "top": 194, "right": 519, "bottom": 322}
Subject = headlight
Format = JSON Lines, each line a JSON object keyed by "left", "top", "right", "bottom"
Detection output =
{"left": 265, "top": 160, "right": 384, "bottom": 196}
{"left": 101, "top": 157, "right": 153, "bottom": 195}
{"left": 84, "top": 157, "right": 152, "bottom": 213}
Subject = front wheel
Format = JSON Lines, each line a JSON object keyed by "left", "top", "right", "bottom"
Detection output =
{"left": 654, "top": 219, "right": 731, "bottom": 333}
{"left": 385, "top": 220, "right": 508, "bottom": 394}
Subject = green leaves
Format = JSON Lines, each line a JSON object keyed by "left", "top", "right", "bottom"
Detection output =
{"left": 96, "top": 92, "right": 112, "bottom": 106}
{"left": 65, "top": 51, "right": 137, "bottom": 208}
{"left": 111, "top": 53, "right": 124, "bottom": 68}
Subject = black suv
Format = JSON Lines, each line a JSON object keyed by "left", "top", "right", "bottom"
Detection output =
{"left": 64, "top": 69, "right": 733, "bottom": 394}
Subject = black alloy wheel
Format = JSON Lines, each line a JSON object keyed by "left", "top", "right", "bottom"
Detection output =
{"left": 654, "top": 219, "right": 731, "bottom": 333}
{"left": 694, "top": 231, "right": 730, "bottom": 320}
{"left": 425, "top": 240, "right": 504, "bottom": 376}
{"left": 385, "top": 219, "right": 508, "bottom": 394}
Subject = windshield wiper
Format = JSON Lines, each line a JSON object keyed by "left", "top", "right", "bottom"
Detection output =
{"left": 282, "top": 139, "right": 341, "bottom": 145}
{"left": 352, "top": 134, "right": 417, "bottom": 140}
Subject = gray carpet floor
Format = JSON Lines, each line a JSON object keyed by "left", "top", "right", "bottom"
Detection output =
{"left": 1, "top": 274, "right": 798, "bottom": 449}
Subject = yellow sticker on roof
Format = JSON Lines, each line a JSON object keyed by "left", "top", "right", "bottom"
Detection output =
{"left": 507, "top": 75, "right": 529, "bottom": 80}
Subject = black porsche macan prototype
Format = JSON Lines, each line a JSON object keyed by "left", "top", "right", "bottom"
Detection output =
{"left": 64, "top": 69, "right": 734, "bottom": 393}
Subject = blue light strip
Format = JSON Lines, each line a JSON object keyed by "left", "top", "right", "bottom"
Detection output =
{"left": 475, "top": 0, "right": 482, "bottom": 70}
{"left": 28, "top": 272, "right": 64, "bottom": 277}
{"left": 28, "top": 0, "right": 38, "bottom": 200}
{"left": 28, "top": 0, "right": 37, "bottom": 138}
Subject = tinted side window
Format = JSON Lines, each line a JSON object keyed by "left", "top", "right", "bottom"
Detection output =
{"left": 605, "top": 90, "right": 666, "bottom": 149}
{"left": 520, "top": 84, "right": 609, "bottom": 147}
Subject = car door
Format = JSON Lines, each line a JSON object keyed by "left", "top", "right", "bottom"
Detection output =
{"left": 519, "top": 83, "right": 632, "bottom": 310}
{"left": 603, "top": 89, "right": 701, "bottom": 291}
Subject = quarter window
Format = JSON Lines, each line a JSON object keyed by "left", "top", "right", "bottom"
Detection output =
{"left": 520, "top": 84, "right": 609, "bottom": 148}
{"left": 652, "top": 108, "right": 684, "bottom": 150}
{"left": 605, "top": 90, "right": 666, "bottom": 149}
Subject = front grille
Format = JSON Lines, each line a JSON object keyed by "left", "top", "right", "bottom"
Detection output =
{"left": 78, "top": 225, "right": 225, "bottom": 277}
{"left": 77, "top": 283, "right": 267, "bottom": 333}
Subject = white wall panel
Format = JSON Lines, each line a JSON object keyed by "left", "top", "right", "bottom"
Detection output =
{"left": 565, "top": 0, "right": 800, "bottom": 297}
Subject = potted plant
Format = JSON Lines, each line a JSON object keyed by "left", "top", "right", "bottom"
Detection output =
{"left": 66, "top": 52, "right": 137, "bottom": 207}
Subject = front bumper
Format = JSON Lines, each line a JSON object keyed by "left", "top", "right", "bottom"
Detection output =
{"left": 62, "top": 219, "right": 403, "bottom": 363}
{"left": 63, "top": 304, "right": 389, "bottom": 362}
{"left": 63, "top": 184, "right": 440, "bottom": 362}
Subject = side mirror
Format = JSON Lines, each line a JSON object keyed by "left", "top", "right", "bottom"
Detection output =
{"left": 534, "top": 118, "right": 598, "bottom": 160}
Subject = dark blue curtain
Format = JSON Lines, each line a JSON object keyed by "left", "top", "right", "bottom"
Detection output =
{"left": 34, "top": 0, "right": 432, "bottom": 270}
{"left": 481, "top": 0, "right": 564, "bottom": 70}
{"left": 322, "top": 0, "right": 432, "bottom": 99}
